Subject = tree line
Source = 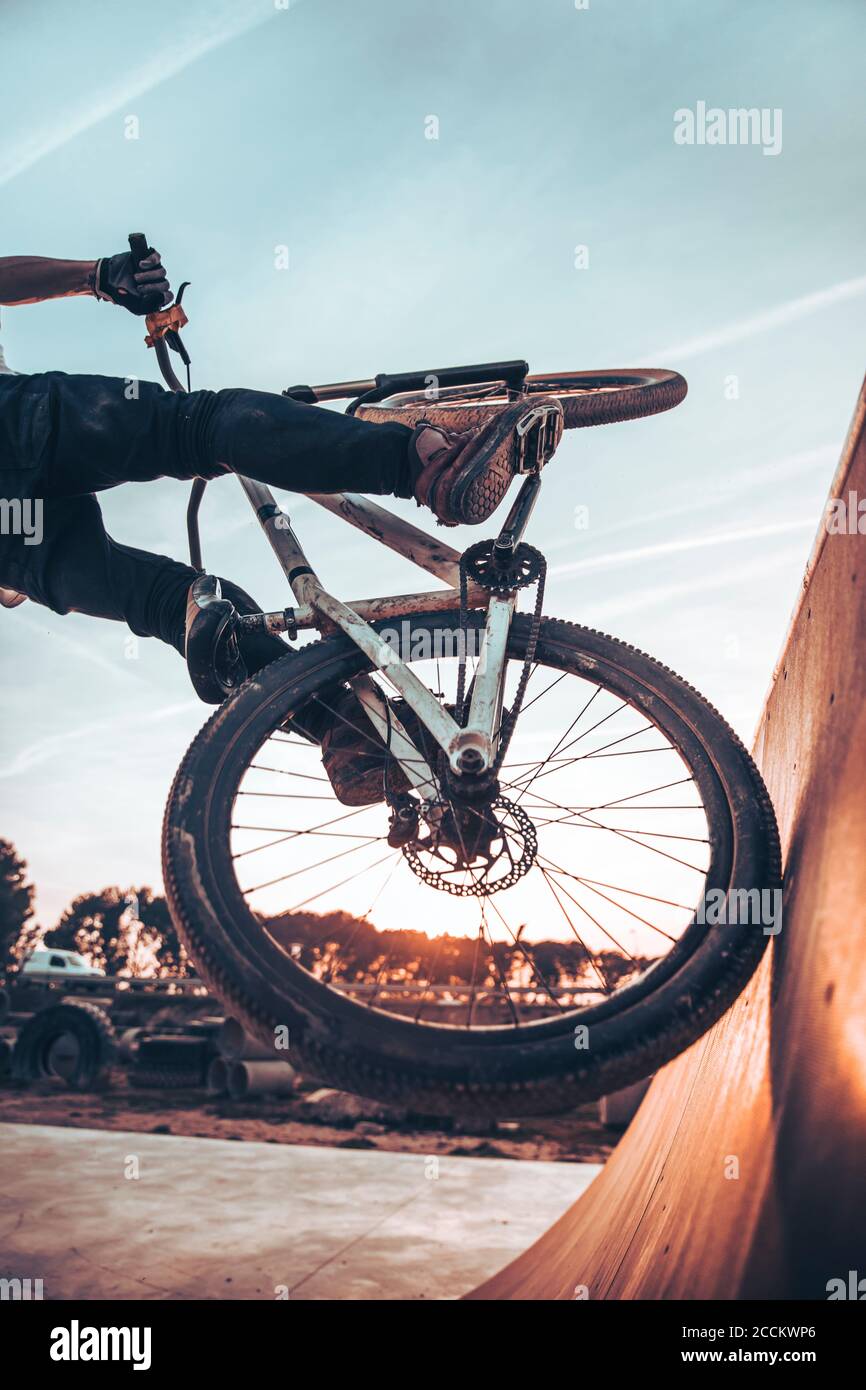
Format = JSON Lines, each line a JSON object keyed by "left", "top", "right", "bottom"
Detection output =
{"left": 0, "top": 838, "right": 192, "bottom": 979}
{"left": 1, "top": 837, "right": 652, "bottom": 991}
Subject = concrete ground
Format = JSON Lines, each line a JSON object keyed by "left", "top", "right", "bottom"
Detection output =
{"left": 0, "top": 1122, "right": 600, "bottom": 1300}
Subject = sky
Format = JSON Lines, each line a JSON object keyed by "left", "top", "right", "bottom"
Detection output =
{"left": 1, "top": 0, "right": 865, "bottom": 932}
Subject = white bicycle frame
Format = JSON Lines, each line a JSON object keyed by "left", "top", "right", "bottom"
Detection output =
{"left": 237, "top": 474, "right": 523, "bottom": 786}
{"left": 147, "top": 322, "right": 546, "bottom": 793}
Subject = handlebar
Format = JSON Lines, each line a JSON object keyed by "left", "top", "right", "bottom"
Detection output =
{"left": 129, "top": 233, "right": 533, "bottom": 572}
{"left": 127, "top": 231, "right": 150, "bottom": 268}
{"left": 284, "top": 359, "right": 530, "bottom": 408}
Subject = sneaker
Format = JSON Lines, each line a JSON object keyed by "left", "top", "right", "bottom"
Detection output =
{"left": 409, "top": 396, "right": 563, "bottom": 526}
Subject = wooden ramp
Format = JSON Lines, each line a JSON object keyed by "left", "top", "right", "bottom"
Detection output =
{"left": 469, "top": 376, "right": 866, "bottom": 1300}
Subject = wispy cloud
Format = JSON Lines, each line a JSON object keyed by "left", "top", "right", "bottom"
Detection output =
{"left": 549, "top": 519, "right": 813, "bottom": 578}
{"left": 0, "top": 2, "right": 287, "bottom": 188}
{"left": 543, "top": 445, "right": 837, "bottom": 557}
{"left": 644, "top": 275, "right": 866, "bottom": 363}
{"left": 1, "top": 699, "right": 199, "bottom": 779}
{"left": 12, "top": 613, "right": 140, "bottom": 684}
{"left": 579, "top": 545, "right": 808, "bottom": 624}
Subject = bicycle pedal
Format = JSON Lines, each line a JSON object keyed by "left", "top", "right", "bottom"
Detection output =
{"left": 185, "top": 576, "right": 248, "bottom": 704}
{"left": 515, "top": 402, "right": 564, "bottom": 473}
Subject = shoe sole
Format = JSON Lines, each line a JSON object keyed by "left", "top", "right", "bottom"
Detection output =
{"left": 447, "top": 398, "right": 563, "bottom": 525}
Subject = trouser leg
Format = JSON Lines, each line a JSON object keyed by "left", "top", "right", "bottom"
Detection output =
{"left": 23, "top": 495, "right": 287, "bottom": 673}
{"left": 28, "top": 371, "right": 414, "bottom": 498}
{"left": 2, "top": 370, "right": 413, "bottom": 688}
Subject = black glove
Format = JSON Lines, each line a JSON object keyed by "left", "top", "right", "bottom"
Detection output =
{"left": 95, "top": 248, "right": 171, "bottom": 316}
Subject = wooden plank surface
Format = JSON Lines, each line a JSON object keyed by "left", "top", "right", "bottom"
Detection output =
{"left": 469, "top": 375, "right": 866, "bottom": 1300}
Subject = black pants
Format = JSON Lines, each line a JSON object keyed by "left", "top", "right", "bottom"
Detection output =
{"left": 0, "top": 371, "right": 412, "bottom": 669}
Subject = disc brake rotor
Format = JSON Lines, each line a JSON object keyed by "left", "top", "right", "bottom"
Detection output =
{"left": 401, "top": 795, "right": 537, "bottom": 897}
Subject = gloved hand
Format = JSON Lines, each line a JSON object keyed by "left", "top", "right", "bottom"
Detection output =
{"left": 94, "top": 247, "right": 171, "bottom": 316}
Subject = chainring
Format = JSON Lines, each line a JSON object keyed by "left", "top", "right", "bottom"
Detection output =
{"left": 462, "top": 539, "right": 544, "bottom": 594}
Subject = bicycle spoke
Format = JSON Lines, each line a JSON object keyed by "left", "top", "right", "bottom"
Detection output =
{"left": 514, "top": 686, "right": 602, "bottom": 803}
{"left": 486, "top": 895, "right": 565, "bottom": 1012}
{"left": 570, "top": 874, "right": 695, "bottom": 911}
{"left": 510, "top": 723, "right": 665, "bottom": 790}
{"left": 538, "top": 866, "right": 611, "bottom": 993}
{"left": 480, "top": 905, "right": 521, "bottom": 1026}
{"left": 283, "top": 848, "right": 397, "bottom": 913}
{"left": 230, "top": 802, "right": 377, "bottom": 859}
{"left": 537, "top": 854, "right": 679, "bottom": 945}
{"left": 412, "top": 931, "right": 448, "bottom": 1023}
{"left": 250, "top": 764, "right": 330, "bottom": 782}
{"left": 530, "top": 816, "right": 709, "bottom": 845}
{"left": 243, "top": 834, "right": 388, "bottom": 897}
{"left": 514, "top": 666, "right": 568, "bottom": 717}
{"left": 228, "top": 628, "right": 722, "bottom": 1033}
{"left": 465, "top": 926, "right": 484, "bottom": 1028}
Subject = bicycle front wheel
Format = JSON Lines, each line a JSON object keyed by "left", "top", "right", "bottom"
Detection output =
{"left": 162, "top": 610, "right": 778, "bottom": 1117}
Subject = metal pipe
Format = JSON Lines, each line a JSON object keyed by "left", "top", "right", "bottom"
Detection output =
{"left": 496, "top": 473, "right": 542, "bottom": 547}
{"left": 218, "top": 1017, "right": 287, "bottom": 1061}
{"left": 311, "top": 586, "right": 465, "bottom": 760}
{"left": 307, "top": 377, "right": 376, "bottom": 401}
{"left": 236, "top": 476, "right": 321, "bottom": 608}
{"left": 461, "top": 593, "right": 517, "bottom": 769}
{"left": 227, "top": 1060, "right": 297, "bottom": 1099}
{"left": 207, "top": 1057, "right": 229, "bottom": 1095}
{"left": 240, "top": 581, "right": 489, "bottom": 637}
{"left": 306, "top": 493, "right": 463, "bottom": 585}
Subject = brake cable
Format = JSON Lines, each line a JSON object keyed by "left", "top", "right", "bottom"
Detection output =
{"left": 128, "top": 233, "right": 202, "bottom": 565}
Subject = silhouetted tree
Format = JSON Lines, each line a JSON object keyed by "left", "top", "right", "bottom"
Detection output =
{"left": 263, "top": 909, "right": 650, "bottom": 996}
{"left": 0, "top": 839, "right": 36, "bottom": 977}
{"left": 46, "top": 886, "right": 193, "bottom": 977}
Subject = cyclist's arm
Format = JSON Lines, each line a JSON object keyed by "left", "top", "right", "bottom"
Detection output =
{"left": 0, "top": 256, "right": 98, "bottom": 306}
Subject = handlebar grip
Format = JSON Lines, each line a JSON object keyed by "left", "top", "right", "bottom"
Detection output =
{"left": 128, "top": 232, "right": 168, "bottom": 316}
{"left": 128, "top": 232, "right": 151, "bottom": 270}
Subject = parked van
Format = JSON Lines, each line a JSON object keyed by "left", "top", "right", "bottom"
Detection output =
{"left": 21, "top": 948, "right": 105, "bottom": 979}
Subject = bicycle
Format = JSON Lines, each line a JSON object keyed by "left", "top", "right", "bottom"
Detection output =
{"left": 134, "top": 235, "right": 780, "bottom": 1117}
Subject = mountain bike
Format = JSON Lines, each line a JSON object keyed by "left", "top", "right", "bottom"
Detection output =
{"left": 138, "top": 235, "right": 780, "bottom": 1117}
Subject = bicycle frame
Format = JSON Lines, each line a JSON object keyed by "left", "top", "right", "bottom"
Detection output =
{"left": 234, "top": 465, "right": 541, "bottom": 782}
{"left": 140, "top": 268, "right": 543, "bottom": 790}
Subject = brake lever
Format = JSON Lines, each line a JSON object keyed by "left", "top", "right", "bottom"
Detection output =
{"left": 127, "top": 234, "right": 201, "bottom": 564}
{"left": 128, "top": 233, "right": 191, "bottom": 371}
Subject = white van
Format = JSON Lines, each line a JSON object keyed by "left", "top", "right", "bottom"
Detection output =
{"left": 21, "top": 948, "right": 105, "bottom": 979}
